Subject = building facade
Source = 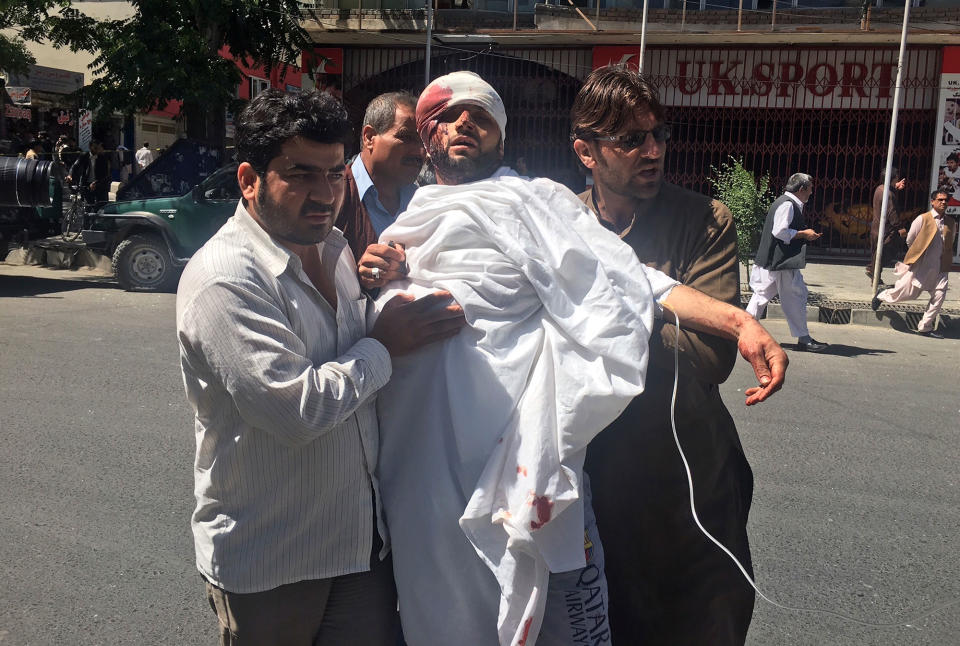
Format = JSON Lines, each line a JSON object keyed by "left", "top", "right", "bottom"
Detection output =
{"left": 301, "top": 1, "right": 960, "bottom": 261}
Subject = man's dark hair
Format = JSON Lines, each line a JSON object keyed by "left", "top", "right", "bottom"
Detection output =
{"left": 784, "top": 172, "right": 812, "bottom": 194}
{"left": 947, "top": 152, "right": 959, "bottom": 164}
{"left": 931, "top": 188, "right": 949, "bottom": 200}
{"left": 363, "top": 91, "right": 417, "bottom": 134}
{"left": 570, "top": 66, "right": 665, "bottom": 140}
{"left": 883, "top": 167, "right": 900, "bottom": 181}
{"left": 236, "top": 89, "right": 353, "bottom": 175}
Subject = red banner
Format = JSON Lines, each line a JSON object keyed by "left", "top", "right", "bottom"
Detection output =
{"left": 302, "top": 48, "right": 343, "bottom": 75}
{"left": 942, "top": 46, "right": 960, "bottom": 74}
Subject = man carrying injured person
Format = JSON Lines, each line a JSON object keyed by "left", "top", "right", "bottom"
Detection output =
{"left": 365, "top": 71, "right": 788, "bottom": 646}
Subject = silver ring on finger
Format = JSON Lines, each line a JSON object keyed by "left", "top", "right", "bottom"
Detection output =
{"left": 371, "top": 267, "right": 382, "bottom": 281}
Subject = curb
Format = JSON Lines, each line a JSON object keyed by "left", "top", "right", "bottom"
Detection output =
{"left": 759, "top": 301, "right": 954, "bottom": 333}
{"left": 4, "top": 240, "right": 114, "bottom": 276}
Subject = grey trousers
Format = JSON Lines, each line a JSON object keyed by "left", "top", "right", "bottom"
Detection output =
{"left": 204, "top": 554, "right": 400, "bottom": 646}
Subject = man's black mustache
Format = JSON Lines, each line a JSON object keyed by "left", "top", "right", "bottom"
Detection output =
{"left": 300, "top": 202, "right": 335, "bottom": 215}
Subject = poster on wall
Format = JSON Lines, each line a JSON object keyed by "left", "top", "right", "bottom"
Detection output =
{"left": 301, "top": 48, "right": 342, "bottom": 100}
{"left": 56, "top": 109, "right": 75, "bottom": 127}
{"left": 8, "top": 87, "right": 31, "bottom": 105}
{"left": 930, "top": 46, "right": 960, "bottom": 262}
{"left": 78, "top": 109, "right": 92, "bottom": 152}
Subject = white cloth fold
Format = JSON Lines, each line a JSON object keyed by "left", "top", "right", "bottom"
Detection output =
{"left": 374, "top": 169, "right": 677, "bottom": 645}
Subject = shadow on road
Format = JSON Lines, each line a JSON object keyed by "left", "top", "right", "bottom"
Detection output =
{"left": 0, "top": 274, "right": 118, "bottom": 298}
{"left": 788, "top": 343, "right": 895, "bottom": 357}
{"left": 884, "top": 326, "right": 959, "bottom": 341}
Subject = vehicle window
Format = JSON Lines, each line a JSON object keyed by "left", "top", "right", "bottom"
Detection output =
{"left": 200, "top": 166, "right": 241, "bottom": 201}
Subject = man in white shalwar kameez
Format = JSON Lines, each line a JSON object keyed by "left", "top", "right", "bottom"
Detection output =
{"left": 871, "top": 189, "right": 958, "bottom": 338}
{"left": 366, "top": 71, "right": 788, "bottom": 646}
{"left": 746, "top": 173, "right": 829, "bottom": 352}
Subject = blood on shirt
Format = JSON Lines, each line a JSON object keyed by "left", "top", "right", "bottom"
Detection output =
{"left": 527, "top": 492, "right": 553, "bottom": 530}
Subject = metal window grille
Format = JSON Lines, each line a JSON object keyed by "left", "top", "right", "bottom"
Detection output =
{"left": 339, "top": 44, "right": 941, "bottom": 257}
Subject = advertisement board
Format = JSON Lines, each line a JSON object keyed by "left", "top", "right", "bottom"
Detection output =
{"left": 930, "top": 46, "right": 960, "bottom": 261}
{"left": 78, "top": 109, "right": 92, "bottom": 152}
{"left": 4, "top": 104, "right": 31, "bottom": 120}
{"left": 7, "top": 64, "right": 83, "bottom": 95}
{"left": 301, "top": 48, "right": 343, "bottom": 99}
{"left": 7, "top": 87, "right": 31, "bottom": 105}
{"left": 592, "top": 46, "right": 938, "bottom": 111}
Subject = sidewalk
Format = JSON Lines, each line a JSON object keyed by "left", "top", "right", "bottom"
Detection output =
{"left": 742, "top": 260, "right": 959, "bottom": 333}
{"left": 3, "top": 238, "right": 957, "bottom": 334}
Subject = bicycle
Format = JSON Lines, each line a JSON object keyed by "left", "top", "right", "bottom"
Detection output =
{"left": 61, "top": 185, "right": 88, "bottom": 242}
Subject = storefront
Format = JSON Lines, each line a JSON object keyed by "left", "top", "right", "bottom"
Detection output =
{"left": 329, "top": 42, "right": 946, "bottom": 259}
{"left": 4, "top": 64, "right": 84, "bottom": 146}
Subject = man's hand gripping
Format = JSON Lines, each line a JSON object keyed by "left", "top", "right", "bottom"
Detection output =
{"left": 371, "top": 290, "right": 466, "bottom": 357}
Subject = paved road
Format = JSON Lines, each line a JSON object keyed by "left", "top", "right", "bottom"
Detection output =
{"left": 726, "top": 319, "right": 960, "bottom": 646}
{"left": 0, "top": 264, "right": 957, "bottom": 645}
{"left": 0, "top": 266, "right": 206, "bottom": 646}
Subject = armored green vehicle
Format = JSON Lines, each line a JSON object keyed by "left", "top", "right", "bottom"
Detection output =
{"left": 82, "top": 163, "right": 239, "bottom": 291}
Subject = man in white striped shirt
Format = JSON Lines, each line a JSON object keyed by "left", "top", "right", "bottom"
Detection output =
{"left": 176, "top": 89, "right": 465, "bottom": 646}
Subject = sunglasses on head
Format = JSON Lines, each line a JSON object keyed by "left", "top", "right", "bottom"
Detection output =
{"left": 589, "top": 124, "right": 672, "bottom": 151}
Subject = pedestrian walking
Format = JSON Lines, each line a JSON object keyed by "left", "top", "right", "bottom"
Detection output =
{"left": 867, "top": 168, "right": 907, "bottom": 286}
{"left": 135, "top": 142, "right": 154, "bottom": 171}
{"left": 871, "top": 189, "right": 957, "bottom": 338}
{"left": 747, "top": 173, "right": 829, "bottom": 352}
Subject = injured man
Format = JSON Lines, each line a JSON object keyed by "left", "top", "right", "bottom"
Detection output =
{"left": 367, "top": 71, "right": 788, "bottom": 646}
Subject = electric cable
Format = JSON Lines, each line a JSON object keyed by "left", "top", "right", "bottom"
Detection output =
{"left": 667, "top": 308, "right": 960, "bottom": 629}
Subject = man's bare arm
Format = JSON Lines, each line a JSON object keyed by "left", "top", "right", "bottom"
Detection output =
{"left": 661, "top": 284, "right": 788, "bottom": 406}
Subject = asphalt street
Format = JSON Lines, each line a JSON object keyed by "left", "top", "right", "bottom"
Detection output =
{"left": 726, "top": 318, "right": 960, "bottom": 646}
{"left": 0, "top": 264, "right": 957, "bottom": 645}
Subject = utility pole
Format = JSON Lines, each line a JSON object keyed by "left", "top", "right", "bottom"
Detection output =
{"left": 425, "top": 0, "right": 433, "bottom": 87}
{"left": 639, "top": 0, "right": 648, "bottom": 74}
{"left": 0, "top": 78, "right": 7, "bottom": 143}
{"left": 871, "top": 0, "right": 912, "bottom": 296}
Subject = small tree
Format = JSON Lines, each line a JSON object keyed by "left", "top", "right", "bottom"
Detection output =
{"left": 708, "top": 156, "right": 775, "bottom": 270}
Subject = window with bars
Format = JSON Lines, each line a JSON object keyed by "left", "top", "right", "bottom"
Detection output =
{"left": 250, "top": 77, "right": 271, "bottom": 99}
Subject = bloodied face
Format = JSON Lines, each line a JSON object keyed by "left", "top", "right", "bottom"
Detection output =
{"left": 427, "top": 104, "right": 504, "bottom": 185}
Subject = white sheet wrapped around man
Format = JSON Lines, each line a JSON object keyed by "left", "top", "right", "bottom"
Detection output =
{"left": 373, "top": 167, "right": 678, "bottom": 646}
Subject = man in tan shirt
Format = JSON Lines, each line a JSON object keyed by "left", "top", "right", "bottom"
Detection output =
{"left": 571, "top": 66, "right": 756, "bottom": 645}
{"left": 872, "top": 189, "right": 957, "bottom": 338}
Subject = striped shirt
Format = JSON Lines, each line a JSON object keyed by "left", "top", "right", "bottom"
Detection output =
{"left": 176, "top": 202, "right": 392, "bottom": 594}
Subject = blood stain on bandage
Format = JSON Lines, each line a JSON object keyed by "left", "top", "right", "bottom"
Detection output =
{"left": 416, "top": 84, "right": 454, "bottom": 142}
{"left": 421, "top": 83, "right": 453, "bottom": 110}
{"left": 528, "top": 493, "right": 553, "bottom": 530}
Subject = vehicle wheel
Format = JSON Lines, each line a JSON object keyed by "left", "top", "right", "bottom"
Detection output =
{"left": 112, "top": 234, "right": 178, "bottom": 292}
{"left": 61, "top": 200, "right": 84, "bottom": 242}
